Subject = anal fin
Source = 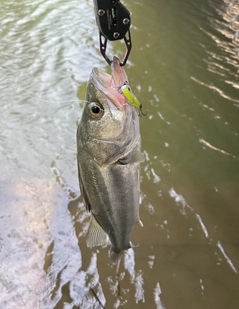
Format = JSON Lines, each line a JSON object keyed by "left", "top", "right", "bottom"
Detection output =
{"left": 86, "top": 215, "right": 110, "bottom": 248}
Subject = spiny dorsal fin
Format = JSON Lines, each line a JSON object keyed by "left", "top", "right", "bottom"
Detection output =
{"left": 86, "top": 215, "right": 110, "bottom": 248}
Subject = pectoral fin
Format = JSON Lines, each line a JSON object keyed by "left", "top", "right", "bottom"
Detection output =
{"left": 139, "top": 220, "right": 144, "bottom": 227}
{"left": 119, "top": 150, "right": 145, "bottom": 165}
{"left": 86, "top": 215, "right": 110, "bottom": 248}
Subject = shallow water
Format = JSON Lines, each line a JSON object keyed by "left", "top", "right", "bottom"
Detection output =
{"left": 1, "top": 0, "right": 239, "bottom": 308}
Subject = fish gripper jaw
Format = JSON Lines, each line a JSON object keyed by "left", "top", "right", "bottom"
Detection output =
{"left": 94, "top": 0, "right": 132, "bottom": 66}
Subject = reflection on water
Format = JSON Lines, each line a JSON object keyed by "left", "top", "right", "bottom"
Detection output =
{"left": 224, "top": 0, "right": 239, "bottom": 50}
{"left": 1, "top": 0, "right": 239, "bottom": 308}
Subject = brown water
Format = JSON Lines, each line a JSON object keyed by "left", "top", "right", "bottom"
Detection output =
{"left": 1, "top": 0, "right": 239, "bottom": 308}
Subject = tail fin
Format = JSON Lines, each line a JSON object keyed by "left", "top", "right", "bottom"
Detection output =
{"left": 110, "top": 250, "right": 122, "bottom": 265}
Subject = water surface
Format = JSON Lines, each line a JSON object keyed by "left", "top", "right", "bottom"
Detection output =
{"left": 1, "top": 0, "right": 239, "bottom": 308}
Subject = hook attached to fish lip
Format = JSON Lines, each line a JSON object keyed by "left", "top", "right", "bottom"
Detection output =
{"left": 118, "top": 81, "right": 147, "bottom": 116}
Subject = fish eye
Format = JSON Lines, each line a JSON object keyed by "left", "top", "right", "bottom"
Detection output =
{"left": 88, "top": 102, "right": 104, "bottom": 118}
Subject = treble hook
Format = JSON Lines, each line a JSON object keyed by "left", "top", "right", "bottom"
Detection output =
{"left": 138, "top": 104, "right": 147, "bottom": 117}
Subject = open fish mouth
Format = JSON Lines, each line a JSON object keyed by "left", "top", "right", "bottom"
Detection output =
{"left": 91, "top": 57, "right": 129, "bottom": 109}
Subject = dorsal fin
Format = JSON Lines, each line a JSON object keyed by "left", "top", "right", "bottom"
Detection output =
{"left": 86, "top": 215, "right": 110, "bottom": 248}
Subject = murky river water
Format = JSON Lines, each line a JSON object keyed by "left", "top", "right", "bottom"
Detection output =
{"left": 1, "top": 0, "right": 239, "bottom": 308}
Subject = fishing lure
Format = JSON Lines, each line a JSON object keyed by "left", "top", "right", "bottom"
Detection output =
{"left": 121, "top": 82, "right": 147, "bottom": 116}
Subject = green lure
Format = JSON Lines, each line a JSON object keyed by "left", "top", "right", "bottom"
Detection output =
{"left": 121, "top": 83, "right": 146, "bottom": 116}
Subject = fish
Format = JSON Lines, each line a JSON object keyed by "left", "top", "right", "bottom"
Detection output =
{"left": 77, "top": 56, "right": 144, "bottom": 265}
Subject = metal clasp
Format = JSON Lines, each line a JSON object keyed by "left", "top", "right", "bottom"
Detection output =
{"left": 94, "top": 0, "right": 132, "bottom": 66}
{"left": 99, "top": 30, "right": 132, "bottom": 66}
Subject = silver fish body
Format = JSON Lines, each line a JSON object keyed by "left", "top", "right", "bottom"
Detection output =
{"left": 77, "top": 57, "right": 143, "bottom": 264}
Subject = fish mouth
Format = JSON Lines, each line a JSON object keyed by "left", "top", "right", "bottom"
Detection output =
{"left": 91, "top": 57, "right": 128, "bottom": 110}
